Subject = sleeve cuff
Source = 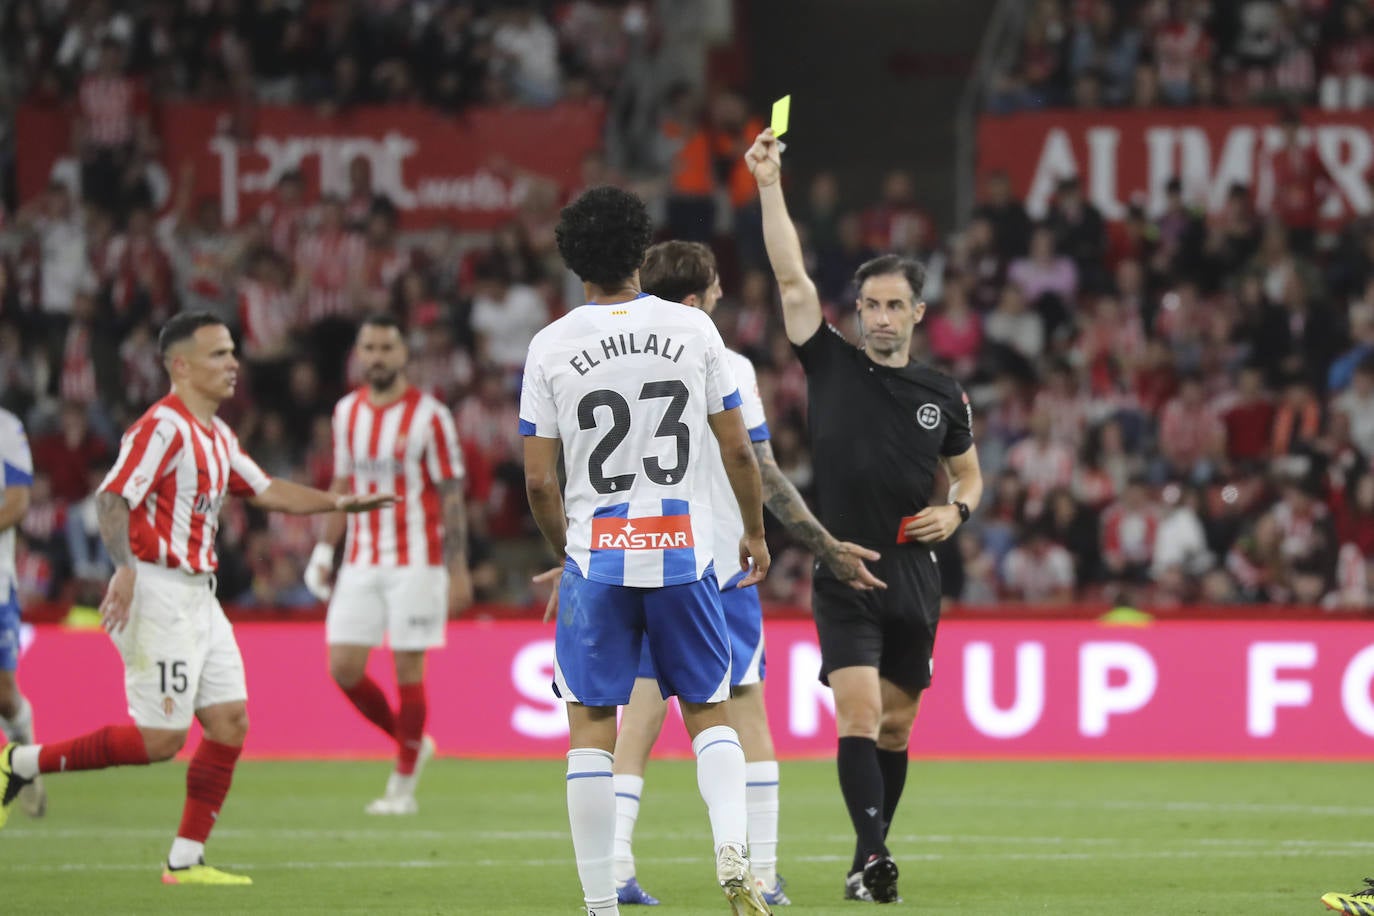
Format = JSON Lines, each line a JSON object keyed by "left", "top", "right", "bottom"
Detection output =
{"left": 721, "top": 389, "right": 742, "bottom": 410}
{"left": 2, "top": 463, "right": 33, "bottom": 487}
{"left": 747, "top": 422, "right": 771, "bottom": 443}
{"left": 518, "top": 418, "right": 537, "bottom": 436}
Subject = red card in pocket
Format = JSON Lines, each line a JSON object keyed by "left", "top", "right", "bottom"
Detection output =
{"left": 895, "top": 513, "right": 922, "bottom": 544}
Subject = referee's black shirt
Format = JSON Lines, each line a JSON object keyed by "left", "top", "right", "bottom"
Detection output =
{"left": 793, "top": 321, "right": 973, "bottom": 551}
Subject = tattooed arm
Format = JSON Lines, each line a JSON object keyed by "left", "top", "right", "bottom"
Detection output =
{"left": 441, "top": 478, "right": 474, "bottom": 616}
{"left": 753, "top": 440, "right": 885, "bottom": 591}
{"left": 95, "top": 491, "right": 137, "bottom": 632}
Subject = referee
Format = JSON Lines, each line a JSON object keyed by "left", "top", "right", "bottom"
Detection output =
{"left": 746, "top": 129, "right": 984, "bottom": 905}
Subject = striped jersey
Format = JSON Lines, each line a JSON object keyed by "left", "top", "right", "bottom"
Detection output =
{"left": 519, "top": 294, "right": 742, "bottom": 588}
{"left": 333, "top": 385, "right": 464, "bottom": 567}
{"left": 0, "top": 408, "right": 33, "bottom": 599}
{"left": 706, "top": 350, "right": 770, "bottom": 589}
{"left": 100, "top": 393, "right": 272, "bottom": 573}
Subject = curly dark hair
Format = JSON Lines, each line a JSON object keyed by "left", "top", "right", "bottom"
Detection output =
{"left": 555, "top": 186, "right": 653, "bottom": 288}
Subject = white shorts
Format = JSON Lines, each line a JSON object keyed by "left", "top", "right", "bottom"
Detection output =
{"left": 110, "top": 562, "right": 248, "bottom": 730}
{"left": 325, "top": 564, "right": 448, "bottom": 651}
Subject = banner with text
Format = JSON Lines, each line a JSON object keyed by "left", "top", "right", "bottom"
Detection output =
{"left": 19, "top": 619, "right": 1374, "bottom": 759}
{"left": 16, "top": 101, "right": 604, "bottom": 229}
{"left": 977, "top": 108, "right": 1374, "bottom": 224}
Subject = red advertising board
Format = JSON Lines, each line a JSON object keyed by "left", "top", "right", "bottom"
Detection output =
{"left": 977, "top": 108, "right": 1374, "bottom": 223}
{"left": 19, "top": 619, "right": 1374, "bottom": 759}
{"left": 15, "top": 100, "right": 604, "bottom": 229}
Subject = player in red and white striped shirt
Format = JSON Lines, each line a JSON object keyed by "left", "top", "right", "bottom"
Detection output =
{"left": 0, "top": 312, "right": 392, "bottom": 884}
{"left": 303, "top": 313, "right": 473, "bottom": 815}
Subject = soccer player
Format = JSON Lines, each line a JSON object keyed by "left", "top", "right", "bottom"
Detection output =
{"left": 607, "top": 241, "right": 885, "bottom": 908}
{"left": 303, "top": 312, "right": 473, "bottom": 814}
{"left": 521, "top": 186, "right": 773, "bottom": 916}
{"left": 746, "top": 130, "right": 985, "bottom": 903}
{"left": 0, "top": 311, "right": 393, "bottom": 884}
{"left": 0, "top": 408, "right": 45, "bottom": 817}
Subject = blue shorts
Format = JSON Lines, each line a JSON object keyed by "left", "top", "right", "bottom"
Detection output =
{"left": 554, "top": 568, "right": 730, "bottom": 706}
{"left": 0, "top": 586, "right": 19, "bottom": 672}
{"left": 638, "top": 571, "right": 766, "bottom": 688}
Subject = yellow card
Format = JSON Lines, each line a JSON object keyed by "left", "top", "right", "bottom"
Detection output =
{"left": 770, "top": 95, "right": 791, "bottom": 138}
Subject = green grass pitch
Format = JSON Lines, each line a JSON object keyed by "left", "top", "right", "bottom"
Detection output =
{"left": 2, "top": 758, "right": 1367, "bottom": 914}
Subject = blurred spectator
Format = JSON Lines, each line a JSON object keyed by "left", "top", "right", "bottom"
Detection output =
{"left": 1270, "top": 378, "right": 1323, "bottom": 459}
{"left": 1046, "top": 176, "right": 1106, "bottom": 290}
{"left": 1044, "top": 486, "right": 1101, "bottom": 585}
{"left": 469, "top": 260, "right": 549, "bottom": 374}
{"left": 1001, "top": 523, "right": 1076, "bottom": 603}
{"left": 984, "top": 284, "right": 1046, "bottom": 365}
{"left": 973, "top": 170, "right": 1032, "bottom": 261}
{"left": 491, "top": 3, "right": 561, "bottom": 106}
{"left": 1100, "top": 477, "right": 1160, "bottom": 586}
{"left": 30, "top": 401, "right": 107, "bottom": 505}
{"left": 925, "top": 276, "right": 982, "bottom": 379}
{"left": 1151, "top": 481, "right": 1215, "bottom": 598}
{"left": 74, "top": 39, "right": 150, "bottom": 214}
{"left": 1006, "top": 408, "right": 1074, "bottom": 517}
{"left": 1157, "top": 373, "right": 1226, "bottom": 483}
{"left": 1219, "top": 364, "right": 1275, "bottom": 465}
{"left": 1269, "top": 108, "right": 1333, "bottom": 254}
{"left": 1333, "top": 354, "right": 1374, "bottom": 458}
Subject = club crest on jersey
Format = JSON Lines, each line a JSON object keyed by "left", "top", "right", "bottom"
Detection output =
{"left": 591, "top": 514, "right": 694, "bottom": 551}
{"left": 193, "top": 492, "right": 223, "bottom": 516}
{"left": 916, "top": 403, "right": 941, "bottom": 430}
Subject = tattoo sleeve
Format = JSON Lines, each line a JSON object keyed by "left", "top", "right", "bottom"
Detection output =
{"left": 95, "top": 490, "right": 135, "bottom": 568}
{"left": 440, "top": 478, "right": 468, "bottom": 566}
{"left": 753, "top": 440, "right": 833, "bottom": 557}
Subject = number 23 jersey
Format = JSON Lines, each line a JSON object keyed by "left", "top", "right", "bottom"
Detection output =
{"left": 519, "top": 294, "right": 743, "bottom": 588}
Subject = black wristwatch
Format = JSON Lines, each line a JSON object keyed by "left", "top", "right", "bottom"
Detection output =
{"left": 952, "top": 501, "right": 971, "bottom": 524}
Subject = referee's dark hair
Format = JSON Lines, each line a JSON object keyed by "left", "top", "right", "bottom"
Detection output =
{"left": 641, "top": 240, "right": 717, "bottom": 303}
{"left": 854, "top": 254, "right": 926, "bottom": 300}
{"left": 159, "top": 311, "right": 226, "bottom": 356}
{"left": 556, "top": 186, "right": 653, "bottom": 288}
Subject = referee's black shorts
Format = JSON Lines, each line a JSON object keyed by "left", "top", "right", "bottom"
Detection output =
{"left": 811, "top": 548, "right": 942, "bottom": 692}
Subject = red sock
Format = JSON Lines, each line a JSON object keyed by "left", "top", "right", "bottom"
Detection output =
{"left": 396, "top": 682, "right": 427, "bottom": 776}
{"left": 38, "top": 725, "right": 150, "bottom": 773}
{"left": 176, "top": 739, "right": 241, "bottom": 844}
{"left": 342, "top": 675, "right": 396, "bottom": 738}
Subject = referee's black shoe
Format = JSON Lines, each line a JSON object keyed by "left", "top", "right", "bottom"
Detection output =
{"left": 862, "top": 854, "right": 900, "bottom": 904}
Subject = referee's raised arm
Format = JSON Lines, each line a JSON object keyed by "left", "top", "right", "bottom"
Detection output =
{"left": 746, "top": 129, "right": 822, "bottom": 345}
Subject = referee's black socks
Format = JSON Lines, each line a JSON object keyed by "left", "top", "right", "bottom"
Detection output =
{"left": 837, "top": 736, "right": 889, "bottom": 872}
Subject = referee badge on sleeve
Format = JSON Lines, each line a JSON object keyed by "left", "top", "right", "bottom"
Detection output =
{"left": 916, "top": 403, "right": 941, "bottom": 430}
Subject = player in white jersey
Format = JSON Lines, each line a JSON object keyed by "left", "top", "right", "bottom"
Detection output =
{"left": 0, "top": 408, "right": 46, "bottom": 817}
{"left": 521, "top": 186, "right": 773, "bottom": 916}
{"left": 303, "top": 312, "right": 473, "bottom": 815}
{"left": 604, "top": 242, "right": 885, "bottom": 907}
{"left": 0, "top": 312, "right": 393, "bottom": 885}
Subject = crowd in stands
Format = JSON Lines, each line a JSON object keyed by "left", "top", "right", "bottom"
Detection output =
{"left": 991, "top": 0, "right": 1374, "bottom": 113}
{"left": 3, "top": 0, "right": 1372, "bottom": 613}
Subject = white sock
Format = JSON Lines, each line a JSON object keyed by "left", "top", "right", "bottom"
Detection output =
{"left": 567, "top": 748, "right": 617, "bottom": 913}
{"left": 2, "top": 695, "right": 32, "bottom": 743}
{"left": 692, "top": 725, "right": 748, "bottom": 854}
{"left": 386, "top": 770, "right": 417, "bottom": 798}
{"left": 10, "top": 744, "right": 39, "bottom": 780}
{"left": 612, "top": 773, "right": 643, "bottom": 884}
{"left": 167, "top": 837, "right": 205, "bottom": 869}
{"left": 746, "top": 760, "right": 780, "bottom": 885}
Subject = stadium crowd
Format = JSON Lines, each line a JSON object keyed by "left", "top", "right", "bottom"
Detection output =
{"left": 1, "top": 0, "right": 1371, "bottom": 612}
{"left": 992, "top": 0, "right": 1374, "bottom": 113}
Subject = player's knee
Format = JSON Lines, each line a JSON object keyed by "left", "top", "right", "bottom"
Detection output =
{"left": 143, "top": 729, "right": 188, "bottom": 761}
{"left": 214, "top": 708, "right": 250, "bottom": 745}
{"left": 329, "top": 658, "right": 365, "bottom": 688}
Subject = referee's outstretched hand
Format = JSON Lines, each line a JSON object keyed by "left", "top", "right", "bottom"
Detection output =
{"left": 824, "top": 541, "right": 887, "bottom": 591}
{"left": 738, "top": 534, "right": 771, "bottom": 588}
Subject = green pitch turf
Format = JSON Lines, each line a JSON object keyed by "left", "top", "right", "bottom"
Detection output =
{"left": 1, "top": 758, "right": 1367, "bottom": 914}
